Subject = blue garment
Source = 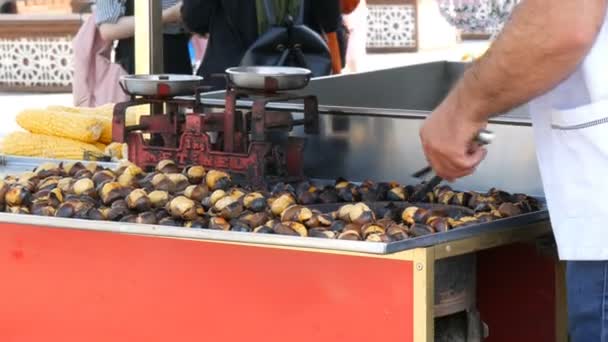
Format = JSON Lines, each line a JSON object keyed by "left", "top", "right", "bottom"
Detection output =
{"left": 567, "top": 261, "right": 608, "bottom": 341}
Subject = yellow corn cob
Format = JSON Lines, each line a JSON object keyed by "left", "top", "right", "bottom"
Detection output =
{"left": 104, "top": 142, "right": 127, "bottom": 160}
{"left": 0, "top": 132, "right": 104, "bottom": 160}
{"left": 17, "top": 109, "right": 104, "bottom": 143}
{"left": 47, "top": 104, "right": 144, "bottom": 140}
{"left": 93, "top": 141, "right": 107, "bottom": 151}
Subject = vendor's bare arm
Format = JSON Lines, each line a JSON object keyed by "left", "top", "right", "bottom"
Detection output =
{"left": 454, "top": 0, "right": 607, "bottom": 122}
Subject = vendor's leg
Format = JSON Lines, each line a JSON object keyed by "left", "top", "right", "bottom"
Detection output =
{"left": 566, "top": 261, "right": 608, "bottom": 341}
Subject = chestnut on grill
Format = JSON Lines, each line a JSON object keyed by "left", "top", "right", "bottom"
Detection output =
{"left": 270, "top": 193, "right": 296, "bottom": 216}
{"left": 309, "top": 228, "right": 337, "bottom": 239}
{"left": 72, "top": 178, "right": 96, "bottom": 197}
{"left": 63, "top": 161, "right": 86, "bottom": 177}
{"left": 5, "top": 186, "right": 31, "bottom": 207}
{"left": 387, "top": 225, "right": 409, "bottom": 241}
{"left": 151, "top": 173, "right": 174, "bottom": 192}
{"left": 362, "top": 223, "right": 386, "bottom": 239}
{"left": 206, "top": 170, "right": 231, "bottom": 191}
{"left": 183, "top": 165, "right": 206, "bottom": 184}
{"left": 437, "top": 190, "right": 455, "bottom": 205}
{"left": 227, "top": 188, "right": 247, "bottom": 201}
{"left": 240, "top": 212, "right": 269, "bottom": 229}
{"left": 209, "top": 217, "right": 231, "bottom": 231}
{"left": 126, "top": 189, "right": 151, "bottom": 212}
{"left": 31, "top": 205, "right": 56, "bottom": 217}
{"left": 149, "top": 190, "right": 170, "bottom": 209}
{"left": 214, "top": 196, "right": 243, "bottom": 220}
{"left": 329, "top": 220, "right": 347, "bottom": 232}
{"left": 230, "top": 220, "right": 252, "bottom": 233}
{"left": 297, "top": 190, "right": 319, "bottom": 205}
{"left": 271, "top": 182, "right": 295, "bottom": 196}
{"left": 183, "top": 185, "right": 208, "bottom": 202}
{"left": 366, "top": 233, "right": 392, "bottom": 243}
{"left": 99, "top": 182, "right": 128, "bottom": 205}
{"left": 159, "top": 217, "right": 182, "bottom": 227}
{"left": 450, "top": 192, "right": 472, "bottom": 207}
{"left": 410, "top": 223, "right": 435, "bottom": 237}
{"left": 338, "top": 224, "right": 362, "bottom": 240}
{"left": 427, "top": 216, "right": 450, "bottom": 233}
{"left": 92, "top": 170, "right": 116, "bottom": 187}
{"left": 184, "top": 220, "right": 207, "bottom": 229}
{"left": 156, "top": 159, "right": 180, "bottom": 174}
{"left": 281, "top": 205, "right": 313, "bottom": 223}
{"left": 253, "top": 226, "right": 274, "bottom": 234}
{"left": 0, "top": 181, "right": 10, "bottom": 205}
{"left": 318, "top": 187, "right": 339, "bottom": 204}
{"left": 387, "top": 186, "right": 407, "bottom": 202}
{"left": 120, "top": 215, "right": 138, "bottom": 223}
{"left": 243, "top": 192, "right": 267, "bottom": 212}
{"left": 57, "top": 177, "right": 75, "bottom": 194}
{"left": 135, "top": 212, "right": 157, "bottom": 225}
{"left": 305, "top": 213, "right": 333, "bottom": 228}
{"left": 37, "top": 176, "right": 60, "bottom": 191}
{"left": 167, "top": 173, "right": 190, "bottom": 193}
{"left": 87, "top": 207, "right": 105, "bottom": 221}
{"left": 273, "top": 221, "right": 307, "bottom": 237}
{"left": 498, "top": 202, "right": 523, "bottom": 217}
{"left": 8, "top": 206, "right": 30, "bottom": 214}
{"left": 168, "top": 196, "right": 199, "bottom": 221}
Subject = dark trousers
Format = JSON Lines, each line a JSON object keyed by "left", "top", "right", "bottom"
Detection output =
{"left": 567, "top": 261, "right": 608, "bottom": 341}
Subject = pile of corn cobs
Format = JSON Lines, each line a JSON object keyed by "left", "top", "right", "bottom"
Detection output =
{"left": 0, "top": 160, "right": 540, "bottom": 243}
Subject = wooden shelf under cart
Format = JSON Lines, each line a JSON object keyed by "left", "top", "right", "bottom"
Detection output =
{"left": 0, "top": 210, "right": 566, "bottom": 342}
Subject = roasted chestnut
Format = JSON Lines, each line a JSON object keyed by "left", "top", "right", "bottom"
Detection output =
{"left": 135, "top": 212, "right": 157, "bottom": 225}
{"left": 99, "top": 182, "right": 127, "bottom": 205}
{"left": 167, "top": 173, "right": 190, "bottom": 193}
{"left": 386, "top": 186, "right": 407, "bottom": 202}
{"left": 183, "top": 185, "right": 208, "bottom": 202}
{"left": 214, "top": 196, "right": 243, "bottom": 220}
{"left": 243, "top": 192, "right": 267, "bottom": 212}
{"left": 158, "top": 217, "right": 182, "bottom": 227}
{"left": 5, "top": 186, "right": 31, "bottom": 206}
{"left": 318, "top": 187, "right": 339, "bottom": 204}
{"left": 280, "top": 205, "right": 313, "bottom": 223}
{"left": 183, "top": 165, "right": 206, "bottom": 184}
{"left": 168, "top": 196, "right": 199, "bottom": 221}
{"left": 366, "top": 233, "right": 392, "bottom": 243}
{"left": 151, "top": 173, "right": 174, "bottom": 192}
{"left": 273, "top": 221, "right": 307, "bottom": 237}
{"left": 240, "top": 212, "right": 269, "bottom": 229}
{"left": 309, "top": 227, "right": 337, "bottom": 239}
{"left": 206, "top": 170, "right": 231, "bottom": 191}
{"left": 73, "top": 178, "right": 96, "bottom": 197}
{"left": 253, "top": 226, "right": 274, "bottom": 234}
{"left": 209, "top": 217, "right": 231, "bottom": 231}
{"left": 63, "top": 161, "right": 86, "bottom": 177}
{"left": 92, "top": 170, "right": 116, "bottom": 187}
{"left": 361, "top": 223, "right": 386, "bottom": 239}
{"left": 149, "top": 190, "right": 170, "bottom": 209}
{"left": 270, "top": 193, "right": 296, "bottom": 216}
{"left": 156, "top": 159, "right": 180, "bottom": 174}
{"left": 126, "top": 189, "right": 151, "bottom": 212}
{"left": 410, "top": 223, "right": 435, "bottom": 237}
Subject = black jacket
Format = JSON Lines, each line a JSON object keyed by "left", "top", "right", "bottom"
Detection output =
{"left": 181, "top": 0, "right": 341, "bottom": 90}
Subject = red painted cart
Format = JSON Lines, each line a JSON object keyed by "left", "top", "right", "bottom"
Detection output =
{"left": 0, "top": 211, "right": 565, "bottom": 342}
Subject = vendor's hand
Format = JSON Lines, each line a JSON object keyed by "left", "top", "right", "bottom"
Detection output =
{"left": 162, "top": 2, "right": 182, "bottom": 23}
{"left": 419, "top": 102, "right": 488, "bottom": 182}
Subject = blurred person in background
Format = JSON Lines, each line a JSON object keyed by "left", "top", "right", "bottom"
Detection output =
{"left": 181, "top": 0, "right": 343, "bottom": 89}
{"left": 342, "top": 0, "right": 367, "bottom": 73}
{"left": 0, "top": 0, "right": 17, "bottom": 14}
{"left": 95, "top": 0, "right": 191, "bottom": 75}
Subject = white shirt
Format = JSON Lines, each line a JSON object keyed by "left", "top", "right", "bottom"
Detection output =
{"left": 530, "top": 7, "right": 608, "bottom": 260}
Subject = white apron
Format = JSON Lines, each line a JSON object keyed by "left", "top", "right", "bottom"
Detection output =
{"left": 530, "top": 8, "right": 608, "bottom": 260}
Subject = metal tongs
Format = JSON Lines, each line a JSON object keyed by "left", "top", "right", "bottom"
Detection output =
{"left": 410, "top": 129, "right": 495, "bottom": 202}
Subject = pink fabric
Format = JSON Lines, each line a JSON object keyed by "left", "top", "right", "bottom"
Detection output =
{"left": 72, "top": 14, "right": 129, "bottom": 107}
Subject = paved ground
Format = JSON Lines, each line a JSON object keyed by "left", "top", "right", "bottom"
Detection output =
{"left": 0, "top": 41, "right": 489, "bottom": 140}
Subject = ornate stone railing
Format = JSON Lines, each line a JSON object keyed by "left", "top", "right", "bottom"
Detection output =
{"left": 0, "top": 13, "right": 81, "bottom": 92}
{"left": 367, "top": 0, "right": 419, "bottom": 53}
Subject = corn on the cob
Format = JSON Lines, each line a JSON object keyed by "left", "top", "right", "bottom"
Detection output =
{"left": 17, "top": 109, "right": 104, "bottom": 143}
{"left": 93, "top": 142, "right": 107, "bottom": 151}
{"left": 104, "top": 142, "right": 127, "bottom": 160}
{"left": 0, "top": 132, "right": 104, "bottom": 160}
{"left": 47, "top": 104, "right": 144, "bottom": 142}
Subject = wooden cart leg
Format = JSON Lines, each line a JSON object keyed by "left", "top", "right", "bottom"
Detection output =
{"left": 555, "top": 261, "right": 568, "bottom": 342}
{"left": 413, "top": 247, "right": 435, "bottom": 342}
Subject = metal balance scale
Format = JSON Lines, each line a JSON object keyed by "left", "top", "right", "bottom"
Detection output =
{"left": 112, "top": 67, "right": 319, "bottom": 188}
